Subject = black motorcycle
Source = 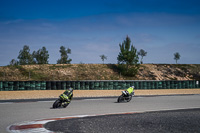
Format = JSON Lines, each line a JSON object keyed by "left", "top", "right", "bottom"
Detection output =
{"left": 53, "top": 93, "right": 73, "bottom": 108}
{"left": 117, "top": 91, "right": 134, "bottom": 103}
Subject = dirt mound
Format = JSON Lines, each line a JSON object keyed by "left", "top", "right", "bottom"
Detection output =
{"left": 0, "top": 64, "right": 200, "bottom": 81}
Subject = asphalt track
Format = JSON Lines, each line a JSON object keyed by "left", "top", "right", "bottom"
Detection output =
{"left": 1, "top": 95, "right": 200, "bottom": 133}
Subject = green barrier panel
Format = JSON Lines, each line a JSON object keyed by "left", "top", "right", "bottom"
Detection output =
{"left": 182, "top": 81, "right": 186, "bottom": 89}
{"left": 113, "top": 82, "right": 118, "bottom": 90}
{"left": 61, "top": 81, "right": 67, "bottom": 90}
{"left": 89, "top": 82, "right": 94, "bottom": 90}
{"left": 80, "top": 82, "right": 85, "bottom": 90}
{"left": 170, "top": 81, "right": 173, "bottom": 89}
{"left": 137, "top": 82, "right": 141, "bottom": 89}
{"left": 166, "top": 81, "right": 170, "bottom": 89}
{"left": 104, "top": 81, "right": 109, "bottom": 90}
{"left": 1, "top": 80, "right": 200, "bottom": 91}
{"left": 189, "top": 81, "right": 195, "bottom": 88}
{"left": 13, "top": 81, "right": 19, "bottom": 90}
{"left": 154, "top": 81, "right": 158, "bottom": 89}
{"left": 121, "top": 82, "right": 126, "bottom": 90}
{"left": 0, "top": 81, "right": 3, "bottom": 91}
{"left": 192, "top": 81, "right": 195, "bottom": 88}
{"left": 177, "top": 81, "right": 181, "bottom": 89}
{"left": 19, "top": 81, "right": 25, "bottom": 90}
{"left": 40, "top": 81, "right": 46, "bottom": 90}
{"left": 163, "top": 81, "right": 167, "bottom": 89}
{"left": 71, "top": 81, "right": 75, "bottom": 90}
{"left": 75, "top": 81, "right": 80, "bottom": 90}
{"left": 3, "top": 82, "right": 8, "bottom": 91}
{"left": 56, "top": 81, "right": 61, "bottom": 90}
{"left": 186, "top": 81, "right": 189, "bottom": 88}
{"left": 35, "top": 81, "right": 41, "bottom": 90}
{"left": 108, "top": 82, "right": 113, "bottom": 90}
{"left": 25, "top": 81, "right": 30, "bottom": 90}
{"left": 195, "top": 81, "right": 199, "bottom": 88}
{"left": 149, "top": 81, "right": 154, "bottom": 89}
{"left": 30, "top": 81, "right": 35, "bottom": 90}
{"left": 117, "top": 82, "right": 122, "bottom": 90}
{"left": 130, "top": 81, "right": 134, "bottom": 87}
{"left": 143, "top": 82, "right": 147, "bottom": 89}
{"left": 126, "top": 82, "right": 130, "bottom": 88}
{"left": 85, "top": 81, "right": 89, "bottom": 90}
{"left": 66, "top": 81, "right": 71, "bottom": 89}
{"left": 173, "top": 81, "right": 177, "bottom": 89}
{"left": 99, "top": 82, "right": 104, "bottom": 90}
{"left": 199, "top": 81, "right": 200, "bottom": 88}
{"left": 94, "top": 82, "right": 99, "bottom": 90}
{"left": 46, "top": 81, "right": 51, "bottom": 90}
{"left": 134, "top": 81, "right": 139, "bottom": 89}
{"left": 51, "top": 81, "right": 56, "bottom": 90}
{"left": 8, "top": 81, "right": 14, "bottom": 91}
{"left": 146, "top": 82, "right": 150, "bottom": 89}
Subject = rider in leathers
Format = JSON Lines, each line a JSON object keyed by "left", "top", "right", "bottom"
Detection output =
{"left": 122, "top": 86, "right": 134, "bottom": 96}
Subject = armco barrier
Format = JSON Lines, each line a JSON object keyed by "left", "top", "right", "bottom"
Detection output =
{"left": 0, "top": 80, "right": 199, "bottom": 91}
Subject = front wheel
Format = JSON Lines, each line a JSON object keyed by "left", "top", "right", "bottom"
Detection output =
{"left": 53, "top": 99, "right": 62, "bottom": 108}
{"left": 117, "top": 95, "right": 124, "bottom": 103}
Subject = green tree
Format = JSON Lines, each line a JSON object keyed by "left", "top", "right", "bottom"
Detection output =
{"left": 17, "top": 45, "right": 34, "bottom": 65}
{"left": 117, "top": 36, "right": 139, "bottom": 76}
{"left": 57, "top": 46, "right": 72, "bottom": 64}
{"left": 138, "top": 49, "right": 147, "bottom": 64}
{"left": 174, "top": 52, "right": 181, "bottom": 64}
{"left": 9, "top": 59, "right": 19, "bottom": 66}
{"left": 100, "top": 54, "right": 107, "bottom": 64}
{"left": 33, "top": 47, "right": 49, "bottom": 64}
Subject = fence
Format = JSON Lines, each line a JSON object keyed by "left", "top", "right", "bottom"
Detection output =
{"left": 0, "top": 80, "right": 200, "bottom": 91}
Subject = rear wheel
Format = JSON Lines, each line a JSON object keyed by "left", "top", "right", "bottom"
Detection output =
{"left": 63, "top": 102, "right": 70, "bottom": 108}
{"left": 126, "top": 95, "right": 132, "bottom": 102}
{"left": 53, "top": 99, "right": 62, "bottom": 108}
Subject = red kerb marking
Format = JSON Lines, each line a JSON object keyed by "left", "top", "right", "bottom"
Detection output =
{"left": 9, "top": 124, "right": 43, "bottom": 130}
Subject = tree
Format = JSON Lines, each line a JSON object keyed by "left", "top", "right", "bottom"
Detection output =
{"left": 9, "top": 59, "right": 19, "bottom": 66}
{"left": 17, "top": 45, "right": 34, "bottom": 65}
{"left": 33, "top": 47, "right": 49, "bottom": 64}
{"left": 174, "top": 52, "right": 181, "bottom": 64}
{"left": 57, "top": 46, "right": 72, "bottom": 64}
{"left": 100, "top": 54, "right": 107, "bottom": 64}
{"left": 138, "top": 49, "right": 147, "bottom": 64}
{"left": 117, "top": 36, "right": 140, "bottom": 76}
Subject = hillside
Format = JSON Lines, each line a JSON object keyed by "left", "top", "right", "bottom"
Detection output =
{"left": 0, "top": 64, "right": 200, "bottom": 81}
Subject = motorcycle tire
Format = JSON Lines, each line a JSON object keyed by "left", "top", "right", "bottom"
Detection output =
{"left": 53, "top": 99, "right": 62, "bottom": 108}
{"left": 63, "top": 102, "right": 70, "bottom": 108}
{"left": 117, "top": 95, "right": 124, "bottom": 103}
{"left": 126, "top": 95, "right": 132, "bottom": 102}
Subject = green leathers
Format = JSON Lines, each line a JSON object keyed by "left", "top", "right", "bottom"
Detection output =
{"left": 63, "top": 88, "right": 73, "bottom": 103}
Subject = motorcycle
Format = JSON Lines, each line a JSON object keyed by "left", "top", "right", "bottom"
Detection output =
{"left": 52, "top": 93, "right": 72, "bottom": 108}
{"left": 117, "top": 91, "right": 134, "bottom": 103}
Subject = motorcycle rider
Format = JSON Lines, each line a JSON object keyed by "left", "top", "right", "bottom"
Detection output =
{"left": 63, "top": 87, "right": 73, "bottom": 104}
{"left": 122, "top": 86, "right": 134, "bottom": 97}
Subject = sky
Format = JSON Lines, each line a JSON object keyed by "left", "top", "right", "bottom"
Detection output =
{"left": 0, "top": 0, "right": 200, "bottom": 66}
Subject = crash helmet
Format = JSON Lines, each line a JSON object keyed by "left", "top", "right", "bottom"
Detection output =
{"left": 69, "top": 87, "right": 73, "bottom": 92}
{"left": 131, "top": 86, "right": 135, "bottom": 89}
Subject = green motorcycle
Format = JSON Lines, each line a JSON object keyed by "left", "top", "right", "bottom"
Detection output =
{"left": 52, "top": 88, "right": 73, "bottom": 108}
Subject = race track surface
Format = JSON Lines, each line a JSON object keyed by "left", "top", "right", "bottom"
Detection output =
{"left": 45, "top": 108, "right": 200, "bottom": 133}
{"left": 1, "top": 95, "right": 200, "bottom": 133}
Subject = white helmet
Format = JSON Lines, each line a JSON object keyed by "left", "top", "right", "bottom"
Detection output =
{"left": 131, "top": 86, "right": 134, "bottom": 88}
